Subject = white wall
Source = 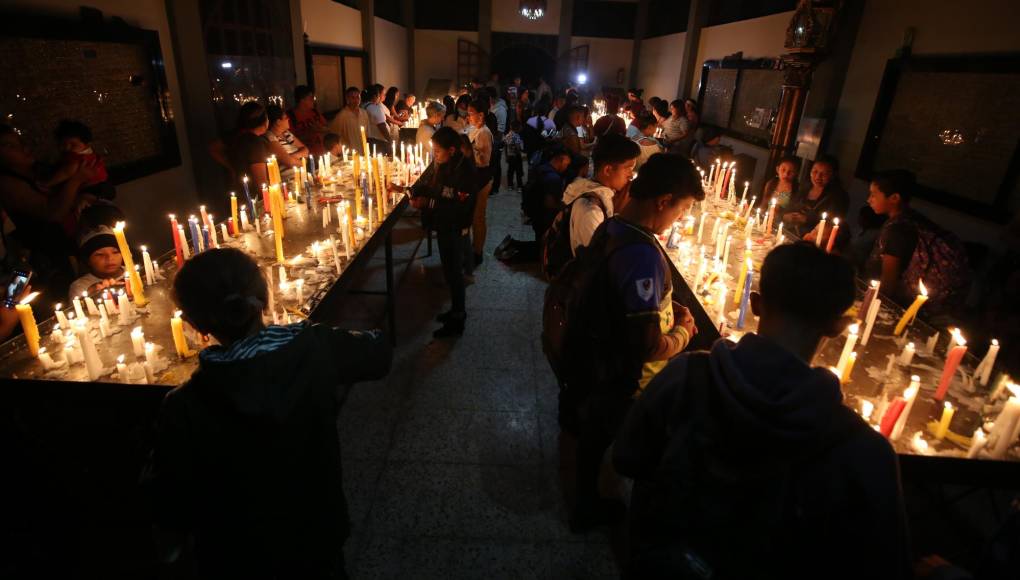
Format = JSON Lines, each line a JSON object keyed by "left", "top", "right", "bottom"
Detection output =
{"left": 300, "top": 0, "right": 362, "bottom": 49}
{"left": 692, "top": 11, "right": 793, "bottom": 96}
{"left": 571, "top": 36, "right": 633, "bottom": 93}
{"left": 492, "top": 0, "right": 562, "bottom": 36}
{"left": 373, "top": 16, "right": 407, "bottom": 88}
{"left": 636, "top": 32, "right": 685, "bottom": 100}
{"left": 414, "top": 29, "right": 479, "bottom": 97}
{"left": 830, "top": 0, "right": 1020, "bottom": 245}
{"left": 11, "top": 0, "right": 198, "bottom": 253}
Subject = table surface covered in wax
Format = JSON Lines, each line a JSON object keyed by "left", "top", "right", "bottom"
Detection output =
{"left": 666, "top": 195, "right": 1017, "bottom": 465}
{"left": 0, "top": 162, "right": 408, "bottom": 387}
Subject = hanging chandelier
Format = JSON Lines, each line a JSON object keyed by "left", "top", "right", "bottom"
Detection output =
{"left": 520, "top": 0, "right": 547, "bottom": 20}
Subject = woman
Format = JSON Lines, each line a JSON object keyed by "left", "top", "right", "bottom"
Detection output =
{"left": 444, "top": 94, "right": 471, "bottom": 133}
{"left": 0, "top": 124, "right": 93, "bottom": 304}
{"left": 515, "top": 89, "right": 533, "bottom": 128}
{"left": 662, "top": 99, "right": 691, "bottom": 150}
{"left": 675, "top": 98, "right": 700, "bottom": 156}
{"left": 467, "top": 99, "right": 494, "bottom": 268}
{"left": 630, "top": 112, "right": 663, "bottom": 171}
{"left": 224, "top": 102, "right": 270, "bottom": 188}
{"left": 416, "top": 101, "right": 446, "bottom": 147}
{"left": 265, "top": 105, "right": 309, "bottom": 173}
{"left": 288, "top": 85, "right": 328, "bottom": 156}
{"left": 782, "top": 155, "right": 849, "bottom": 237}
{"left": 383, "top": 87, "right": 404, "bottom": 136}
{"left": 405, "top": 127, "right": 481, "bottom": 337}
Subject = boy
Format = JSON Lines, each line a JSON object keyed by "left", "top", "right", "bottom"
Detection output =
{"left": 568, "top": 153, "right": 702, "bottom": 531}
{"left": 614, "top": 243, "right": 910, "bottom": 579}
{"left": 68, "top": 226, "right": 124, "bottom": 299}
{"left": 503, "top": 120, "right": 525, "bottom": 191}
{"left": 562, "top": 133, "right": 640, "bottom": 255}
{"left": 147, "top": 248, "right": 392, "bottom": 578}
{"left": 324, "top": 133, "right": 342, "bottom": 158}
{"left": 866, "top": 169, "right": 920, "bottom": 300}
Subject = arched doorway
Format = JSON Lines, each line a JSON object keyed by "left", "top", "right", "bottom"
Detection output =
{"left": 491, "top": 43, "right": 556, "bottom": 88}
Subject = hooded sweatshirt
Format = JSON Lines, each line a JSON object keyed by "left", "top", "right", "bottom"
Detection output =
{"left": 146, "top": 322, "right": 391, "bottom": 578}
{"left": 562, "top": 176, "right": 616, "bottom": 256}
{"left": 614, "top": 333, "right": 911, "bottom": 580}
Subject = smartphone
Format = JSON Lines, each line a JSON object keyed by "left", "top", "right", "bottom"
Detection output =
{"left": 5, "top": 269, "right": 31, "bottom": 308}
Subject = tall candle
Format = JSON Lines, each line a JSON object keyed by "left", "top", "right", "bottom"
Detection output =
{"left": 188, "top": 216, "right": 203, "bottom": 254}
{"left": 860, "top": 296, "right": 882, "bottom": 346}
{"left": 221, "top": 223, "right": 230, "bottom": 241}
{"left": 169, "top": 214, "right": 184, "bottom": 268}
{"left": 934, "top": 328, "right": 967, "bottom": 401}
{"left": 116, "top": 354, "right": 128, "bottom": 383}
{"left": 765, "top": 197, "right": 777, "bottom": 235}
{"left": 240, "top": 207, "right": 250, "bottom": 232}
{"left": 141, "top": 245, "right": 156, "bottom": 286}
{"left": 935, "top": 402, "right": 955, "bottom": 440}
{"left": 54, "top": 303, "right": 70, "bottom": 331}
{"left": 860, "top": 280, "right": 880, "bottom": 324}
{"left": 112, "top": 221, "right": 147, "bottom": 306}
{"left": 295, "top": 278, "right": 305, "bottom": 304}
{"left": 118, "top": 291, "right": 132, "bottom": 326}
{"left": 330, "top": 234, "right": 343, "bottom": 274}
{"left": 72, "top": 295, "right": 86, "bottom": 319}
{"left": 736, "top": 259, "right": 754, "bottom": 329}
{"left": 170, "top": 310, "right": 194, "bottom": 358}
{"left": 840, "top": 351, "right": 857, "bottom": 384}
{"left": 721, "top": 235, "right": 733, "bottom": 270}
{"left": 815, "top": 213, "right": 828, "bottom": 247}
{"left": 73, "top": 319, "right": 103, "bottom": 380}
{"left": 825, "top": 217, "right": 840, "bottom": 253}
{"left": 130, "top": 326, "right": 145, "bottom": 357}
{"left": 988, "top": 385, "right": 1020, "bottom": 458}
{"left": 15, "top": 292, "right": 40, "bottom": 356}
{"left": 891, "top": 376, "right": 921, "bottom": 440}
{"left": 836, "top": 323, "right": 860, "bottom": 377}
{"left": 975, "top": 339, "right": 1000, "bottom": 387}
{"left": 879, "top": 397, "right": 906, "bottom": 437}
{"left": 893, "top": 280, "right": 929, "bottom": 336}
{"left": 178, "top": 226, "right": 191, "bottom": 260}
{"left": 84, "top": 292, "right": 99, "bottom": 316}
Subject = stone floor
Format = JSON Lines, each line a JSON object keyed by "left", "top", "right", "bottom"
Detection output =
{"left": 322, "top": 179, "right": 622, "bottom": 579}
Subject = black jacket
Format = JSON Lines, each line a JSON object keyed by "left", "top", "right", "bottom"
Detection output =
{"left": 146, "top": 323, "right": 391, "bottom": 578}
{"left": 410, "top": 153, "right": 482, "bottom": 232}
{"left": 614, "top": 333, "right": 911, "bottom": 580}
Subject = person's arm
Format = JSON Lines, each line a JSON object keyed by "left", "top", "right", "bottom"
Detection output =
{"left": 0, "top": 161, "right": 94, "bottom": 222}
{"left": 247, "top": 162, "right": 269, "bottom": 186}
{"left": 266, "top": 137, "right": 303, "bottom": 169}
{"left": 320, "top": 325, "right": 393, "bottom": 383}
{"left": 571, "top": 199, "right": 605, "bottom": 250}
{"left": 288, "top": 132, "right": 309, "bottom": 159}
{"left": 41, "top": 158, "right": 79, "bottom": 188}
{"left": 474, "top": 130, "right": 492, "bottom": 167}
{"left": 879, "top": 255, "right": 903, "bottom": 298}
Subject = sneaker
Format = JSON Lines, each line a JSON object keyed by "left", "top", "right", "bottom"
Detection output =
{"left": 569, "top": 498, "right": 626, "bottom": 534}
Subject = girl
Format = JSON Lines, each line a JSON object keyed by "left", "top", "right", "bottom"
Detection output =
{"left": 760, "top": 156, "right": 799, "bottom": 210}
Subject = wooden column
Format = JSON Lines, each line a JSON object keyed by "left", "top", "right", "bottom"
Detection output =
{"left": 767, "top": 62, "right": 811, "bottom": 171}
{"left": 628, "top": 0, "right": 649, "bottom": 88}
{"left": 359, "top": 0, "right": 375, "bottom": 83}
{"left": 677, "top": 0, "right": 709, "bottom": 99}
{"left": 478, "top": 0, "right": 492, "bottom": 60}
{"left": 404, "top": 0, "right": 415, "bottom": 93}
{"left": 557, "top": 0, "right": 575, "bottom": 86}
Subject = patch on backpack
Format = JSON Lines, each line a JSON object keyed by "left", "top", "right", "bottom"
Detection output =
{"left": 636, "top": 278, "right": 654, "bottom": 302}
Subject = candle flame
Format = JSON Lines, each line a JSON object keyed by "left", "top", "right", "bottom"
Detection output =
{"left": 821, "top": 212, "right": 827, "bottom": 220}
{"left": 230, "top": 191, "right": 236, "bottom": 198}
{"left": 848, "top": 323, "right": 860, "bottom": 335}
{"left": 951, "top": 327, "right": 967, "bottom": 347}
{"left": 1007, "top": 382, "right": 1020, "bottom": 398}
{"left": 114, "top": 220, "right": 125, "bottom": 231}
{"left": 870, "top": 279, "right": 879, "bottom": 289}
{"left": 117, "top": 354, "right": 125, "bottom": 364}
{"left": 904, "top": 384, "right": 919, "bottom": 399}
{"left": 918, "top": 280, "right": 928, "bottom": 296}
{"left": 169, "top": 213, "right": 175, "bottom": 219}
{"left": 833, "top": 217, "right": 840, "bottom": 226}
{"left": 944, "top": 401, "right": 953, "bottom": 411}
{"left": 861, "top": 400, "right": 874, "bottom": 420}
{"left": 243, "top": 175, "right": 249, "bottom": 183}
{"left": 131, "top": 326, "right": 143, "bottom": 335}
{"left": 140, "top": 245, "right": 147, "bottom": 251}
{"left": 991, "top": 338, "right": 998, "bottom": 346}
{"left": 55, "top": 303, "right": 62, "bottom": 310}
{"left": 39, "top": 347, "right": 46, "bottom": 355}
{"left": 19, "top": 291, "right": 39, "bottom": 305}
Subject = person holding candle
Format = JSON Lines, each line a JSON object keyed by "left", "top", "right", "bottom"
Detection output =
{"left": 68, "top": 226, "right": 124, "bottom": 299}
{"left": 613, "top": 242, "right": 910, "bottom": 578}
{"left": 147, "top": 247, "right": 392, "bottom": 579}
{"left": 562, "top": 153, "right": 702, "bottom": 532}
{"left": 782, "top": 155, "right": 848, "bottom": 238}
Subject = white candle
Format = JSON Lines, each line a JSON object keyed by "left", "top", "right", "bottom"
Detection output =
{"left": 860, "top": 297, "right": 882, "bottom": 346}
{"left": 721, "top": 235, "right": 732, "bottom": 269}
{"left": 899, "top": 341, "right": 915, "bottom": 366}
{"left": 926, "top": 331, "right": 939, "bottom": 354}
{"left": 220, "top": 223, "right": 230, "bottom": 242}
{"left": 966, "top": 428, "right": 987, "bottom": 458}
{"left": 240, "top": 206, "right": 250, "bottom": 231}
{"left": 330, "top": 234, "right": 343, "bottom": 274}
{"left": 117, "top": 292, "right": 132, "bottom": 326}
{"left": 116, "top": 354, "right": 129, "bottom": 383}
{"left": 141, "top": 245, "right": 156, "bottom": 286}
{"left": 73, "top": 320, "right": 104, "bottom": 381}
{"left": 815, "top": 212, "right": 828, "bottom": 247}
{"left": 278, "top": 265, "right": 287, "bottom": 285}
{"left": 38, "top": 347, "right": 57, "bottom": 370}
{"left": 976, "top": 340, "right": 1000, "bottom": 387}
{"left": 178, "top": 225, "right": 191, "bottom": 259}
{"left": 716, "top": 284, "right": 727, "bottom": 324}
{"left": 84, "top": 293, "right": 99, "bottom": 317}
{"left": 988, "top": 385, "right": 1020, "bottom": 458}
{"left": 295, "top": 278, "right": 305, "bottom": 304}
{"left": 54, "top": 304, "right": 70, "bottom": 331}
{"left": 891, "top": 376, "right": 921, "bottom": 440}
{"left": 72, "top": 295, "right": 86, "bottom": 319}
{"left": 130, "top": 326, "right": 145, "bottom": 357}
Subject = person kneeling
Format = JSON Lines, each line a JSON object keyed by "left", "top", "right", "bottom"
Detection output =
{"left": 614, "top": 243, "right": 911, "bottom": 580}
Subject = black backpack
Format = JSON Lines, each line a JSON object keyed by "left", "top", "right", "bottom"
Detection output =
{"left": 541, "top": 221, "right": 650, "bottom": 397}
{"left": 540, "top": 192, "right": 605, "bottom": 280}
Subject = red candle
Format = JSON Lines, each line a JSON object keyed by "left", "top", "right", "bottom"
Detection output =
{"left": 169, "top": 214, "right": 184, "bottom": 268}
{"left": 934, "top": 328, "right": 968, "bottom": 401}
{"left": 227, "top": 217, "right": 236, "bottom": 236}
{"left": 879, "top": 397, "right": 906, "bottom": 437}
{"left": 261, "top": 184, "right": 271, "bottom": 213}
{"left": 825, "top": 217, "right": 841, "bottom": 253}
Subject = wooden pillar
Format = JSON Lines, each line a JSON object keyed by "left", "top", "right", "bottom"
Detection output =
{"left": 677, "top": 0, "right": 709, "bottom": 99}
{"left": 404, "top": 0, "right": 415, "bottom": 93}
{"left": 767, "top": 62, "right": 811, "bottom": 171}
{"left": 557, "top": 0, "right": 575, "bottom": 86}
{"left": 478, "top": 0, "right": 492, "bottom": 61}
{"left": 290, "top": 0, "right": 307, "bottom": 85}
{"left": 359, "top": 0, "right": 375, "bottom": 84}
{"left": 628, "top": 0, "right": 649, "bottom": 88}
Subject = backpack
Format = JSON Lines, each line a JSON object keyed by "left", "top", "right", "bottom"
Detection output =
{"left": 541, "top": 192, "right": 605, "bottom": 280}
{"left": 521, "top": 117, "right": 546, "bottom": 155}
{"left": 901, "top": 214, "right": 970, "bottom": 314}
{"left": 541, "top": 221, "right": 650, "bottom": 395}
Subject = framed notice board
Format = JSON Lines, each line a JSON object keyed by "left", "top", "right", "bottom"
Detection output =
{"left": 856, "top": 53, "right": 1020, "bottom": 222}
{"left": 698, "top": 58, "right": 784, "bottom": 148}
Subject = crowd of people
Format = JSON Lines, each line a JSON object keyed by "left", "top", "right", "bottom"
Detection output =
{"left": 3, "top": 71, "right": 1019, "bottom": 580}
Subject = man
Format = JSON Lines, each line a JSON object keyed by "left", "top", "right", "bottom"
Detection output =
{"left": 614, "top": 243, "right": 911, "bottom": 579}
{"left": 568, "top": 153, "right": 702, "bottom": 531}
{"left": 69, "top": 226, "right": 124, "bottom": 298}
{"left": 331, "top": 86, "right": 369, "bottom": 151}
{"left": 562, "top": 133, "right": 639, "bottom": 255}
{"left": 364, "top": 86, "right": 390, "bottom": 145}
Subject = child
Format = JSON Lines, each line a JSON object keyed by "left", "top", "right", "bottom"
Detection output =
{"left": 503, "top": 120, "right": 525, "bottom": 191}
{"left": 630, "top": 112, "right": 663, "bottom": 171}
{"left": 761, "top": 155, "right": 799, "bottom": 210}
{"left": 46, "top": 120, "right": 111, "bottom": 199}
{"left": 563, "top": 133, "right": 641, "bottom": 255}
{"left": 614, "top": 243, "right": 910, "bottom": 578}
{"left": 147, "top": 247, "right": 392, "bottom": 578}
{"left": 68, "top": 226, "right": 124, "bottom": 299}
{"left": 324, "top": 132, "right": 342, "bottom": 157}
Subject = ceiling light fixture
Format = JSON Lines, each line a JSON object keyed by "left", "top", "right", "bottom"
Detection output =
{"left": 520, "top": 0, "right": 547, "bottom": 20}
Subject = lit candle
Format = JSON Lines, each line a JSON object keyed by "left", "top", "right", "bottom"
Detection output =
{"left": 815, "top": 212, "right": 827, "bottom": 247}
{"left": 73, "top": 319, "right": 103, "bottom": 380}
{"left": 329, "top": 234, "right": 343, "bottom": 274}
{"left": 840, "top": 351, "right": 857, "bottom": 384}
{"left": 893, "top": 280, "right": 929, "bottom": 336}
{"left": 925, "top": 331, "right": 939, "bottom": 354}
{"left": 890, "top": 376, "right": 921, "bottom": 440}
{"left": 721, "top": 235, "right": 733, "bottom": 269}
{"left": 15, "top": 292, "right": 41, "bottom": 356}
{"left": 975, "top": 339, "right": 1000, "bottom": 387}
{"left": 169, "top": 214, "right": 184, "bottom": 268}
{"left": 899, "top": 341, "right": 916, "bottom": 366}
{"left": 220, "top": 223, "right": 230, "bottom": 242}
{"left": 141, "top": 245, "right": 156, "bottom": 286}
{"left": 879, "top": 396, "right": 906, "bottom": 437}
{"left": 736, "top": 258, "right": 754, "bottom": 330}
{"left": 935, "top": 402, "right": 955, "bottom": 440}
{"left": 143, "top": 342, "right": 156, "bottom": 383}
{"left": 295, "top": 278, "right": 305, "bottom": 304}
{"left": 72, "top": 294, "right": 86, "bottom": 319}
{"left": 860, "top": 295, "right": 882, "bottom": 346}
{"left": 130, "top": 326, "right": 145, "bottom": 357}
{"left": 825, "top": 217, "right": 840, "bottom": 253}
{"left": 910, "top": 432, "right": 930, "bottom": 455}
{"left": 170, "top": 310, "right": 194, "bottom": 358}
{"left": 765, "top": 197, "right": 777, "bottom": 235}
{"left": 240, "top": 207, "right": 250, "bottom": 232}
{"left": 740, "top": 181, "right": 749, "bottom": 205}
{"left": 54, "top": 303, "right": 70, "bottom": 330}
{"left": 97, "top": 300, "right": 111, "bottom": 337}
{"left": 934, "top": 328, "right": 967, "bottom": 401}
{"left": 988, "top": 384, "right": 1020, "bottom": 459}
{"left": 116, "top": 354, "right": 128, "bottom": 383}
{"left": 836, "top": 323, "right": 860, "bottom": 378}
{"left": 966, "top": 428, "right": 987, "bottom": 458}
{"left": 207, "top": 214, "right": 219, "bottom": 248}
{"left": 84, "top": 292, "right": 99, "bottom": 317}
{"left": 199, "top": 204, "right": 210, "bottom": 231}
{"left": 178, "top": 225, "right": 191, "bottom": 260}
{"left": 860, "top": 400, "right": 875, "bottom": 422}
{"left": 117, "top": 291, "right": 132, "bottom": 326}
{"left": 859, "top": 280, "right": 880, "bottom": 325}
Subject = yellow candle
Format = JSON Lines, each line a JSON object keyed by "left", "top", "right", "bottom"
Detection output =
{"left": 360, "top": 125, "right": 370, "bottom": 159}
{"left": 840, "top": 351, "right": 857, "bottom": 384}
{"left": 935, "top": 401, "right": 955, "bottom": 440}
{"left": 170, "top": 310, "right": 195, "bottom": 358}
{"left": 112, "top": 221, "right": 147, "bottom": 306}
{"left": 893, "top": 280, "right": 929, "bottom": 336}
{"left": 230, "top": 193, "right": 239, "bottom": 235}
{"left": 15, "top": 291, "right": 40, "bottom": 356}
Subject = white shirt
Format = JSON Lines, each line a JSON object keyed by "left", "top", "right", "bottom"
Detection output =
{"left": 468, "top": 125, "right": 492, "bottom": 168}
{"left": 365, "top": 102, "right": 388, "bottom": 141}
{"left": 332, "top": 107, "right": 369, "bottom": 150}
{"left": 416, "top": 123, "right": 436, "bottom": 147}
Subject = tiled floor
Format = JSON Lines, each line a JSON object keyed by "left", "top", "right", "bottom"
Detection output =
{"left": 324, "top": 181, "right": 622, "bottom": 579}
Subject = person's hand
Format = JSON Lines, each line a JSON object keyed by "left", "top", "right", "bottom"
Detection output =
{"left": 675, "top": 305, "right": 697, "bottom": 337}
{"left": 802, "top": 230, "right": 816, "bottom": 243}
{"left": 72, "top": 157, "right": 99, "bottom": 184}
{"left": 87, "top": 278, "right": 120, "bottom": 296}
